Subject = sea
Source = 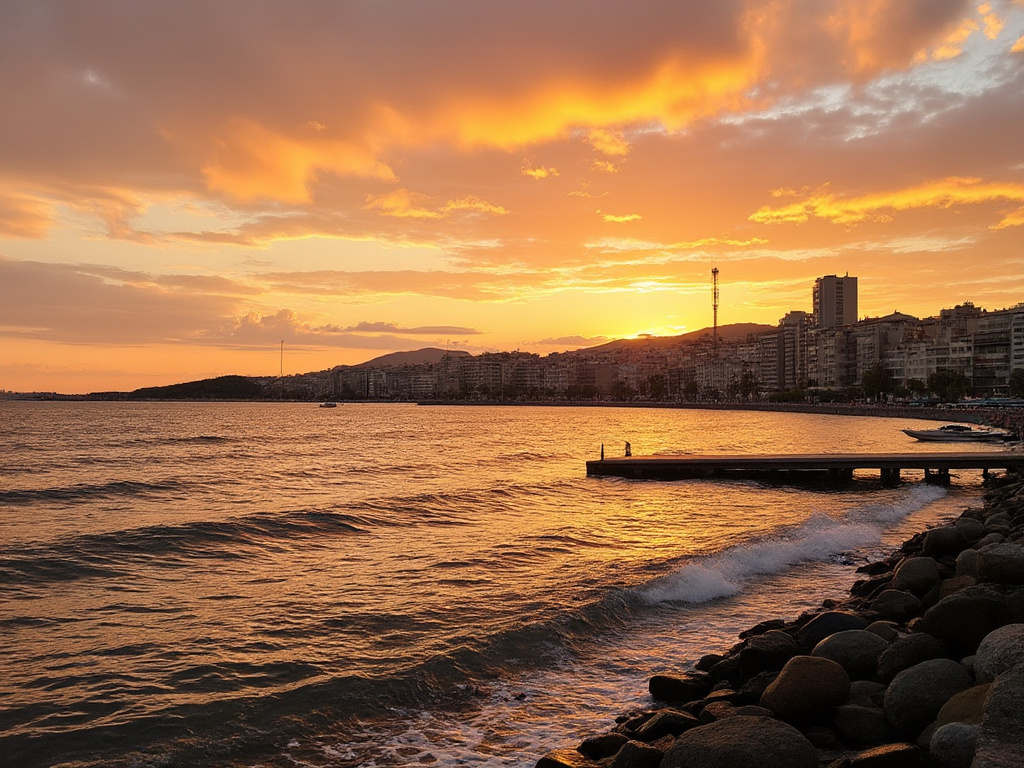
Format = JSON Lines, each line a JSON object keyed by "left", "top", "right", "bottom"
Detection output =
{"left": 0, "top": 401, "right": 1003, "bottom": 768}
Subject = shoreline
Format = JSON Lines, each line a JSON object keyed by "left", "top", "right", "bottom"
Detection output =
{"left": 535, "top": 471, "right": 1024, "bottom": 768}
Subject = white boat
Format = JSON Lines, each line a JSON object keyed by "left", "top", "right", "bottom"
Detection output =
{"left": 902, "top": 424, "right": 1008, "bottom": 442}
{"left": 319, "top": 402, "right": 338, "bottom": 408}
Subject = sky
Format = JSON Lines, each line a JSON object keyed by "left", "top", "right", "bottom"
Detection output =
{"left": 1, "top": 0, "right": 1023, "bottom": 394}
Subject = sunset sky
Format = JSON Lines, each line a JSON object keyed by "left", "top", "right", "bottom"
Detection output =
{"left": 2, "top": 0, "right": 1023, "bottom": 393}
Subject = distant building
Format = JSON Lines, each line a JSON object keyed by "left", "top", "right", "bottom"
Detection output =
{"left": 813, "top": 274, "right": 858, "bottom": 328}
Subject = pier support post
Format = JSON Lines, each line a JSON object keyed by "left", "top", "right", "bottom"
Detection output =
{"left": 924, "top": 467, "right": 952, "bottom": 486}
{"left": 880, "top": 467, "right": 901, "bottom": 487}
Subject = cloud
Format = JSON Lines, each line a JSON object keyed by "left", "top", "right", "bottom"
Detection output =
{"left": 366, "top": 188, "right": 508, "bottom": 219}
{"left": 602, "top": 213, "right": 643, "bottom": 223}
{"left": 522, "top": 163, "right": 559, "bottom": 179}
{"left": 340, "top": 321, "right": 482, "bottom": 335}
{"left": 531, "top": 334, "right": 611, "bottom": 348}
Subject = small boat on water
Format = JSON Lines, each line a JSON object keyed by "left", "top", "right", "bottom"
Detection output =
{"left": 902, "top": 424, "right": 1008, "bottom": 442}
{"left": 319, "top": 402, "right": 339, "bottom": 408}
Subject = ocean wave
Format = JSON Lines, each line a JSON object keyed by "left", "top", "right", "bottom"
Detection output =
{"left": 639, "top": 483, "right": 947, "bottom": 604}
{"left": 0, "top": 479, "right": 185, "bottom": 505}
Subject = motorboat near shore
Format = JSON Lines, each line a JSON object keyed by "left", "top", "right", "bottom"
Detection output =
{"left": 902, "top": 424, "right": 1011, "bottom": 442}
{"left": 319, "top": 401, "right": 339, "bottom": 408}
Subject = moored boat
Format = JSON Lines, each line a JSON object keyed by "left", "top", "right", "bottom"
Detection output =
{"left": 902, "top": 424, "right": 1008, "bottom": 442}
{"left": 319, "top": 401, "right": 338, "bottom": 408}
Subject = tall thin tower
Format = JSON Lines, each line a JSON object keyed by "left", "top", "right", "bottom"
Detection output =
{"left": 711, "top": 267, "right": 719, "bottom": 356}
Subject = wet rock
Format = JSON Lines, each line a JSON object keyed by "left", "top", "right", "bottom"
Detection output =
{"left": 918, "top": 586, "right": 1011, "bottom": 656}
{"left": 936, "top": 684, "right": 991, "bottom": 726}
{"left": 760, "top": 655, "right": 851, "bottom": 723}
{"left": 956, "top": 548, "right": 979, "bottom": 579}
{"left": 535, "top": 748, "right": 602, "bottom": 768}
{"left": 797, "top": 611, "right": 869, "bottom": 649}
{"left": 871, "top": 589, "right": 923, "bottom": 621}
{"left": 937, "top": 576, "right": 975, "bottom": 600}
{"left": 736, "top": 670, "right": 777, "bottom": 703}
{"left": 891, "top": 557, "right": 940, "bottom": 596}
{"left": 698, "top": 701, "right": 734, "bottom": 723}
{"left": 842, "top": 742, "right": 920, "bottom": 768}
{"left": 738, "top": 629, "right": 799, "bottom": 677}
{"left": 648, "top": 673, "right": 708, "bottom": 703}
{"left": 876, "top": 633, "right": 946, "bottom": 683}
{"left": 923, "top": 527, "right": 967, "bottom": 558}
{"left": 578, "top": 732, "right": 629, "bottom": 760}
{"left": 633, "top": 709, "right": 699, "bottom": 741}
{"left": 974, "top": 533, "right": 1004, "bottom": 548}
{"left": 832, "top": 704, "right": 890, "bottom": 746}
{"left": 660, "top": 716, "right": 817, "bottom": 768}
{"left": 975, "top": 543, "right": 1024, "bottom": 584}
{"left": 812, "top": 629, "right": 890, "bottom": 680}
{"left": 609, "top": 739, "right": 662, "bottom": 768}
{"left": 883, "top": 659, "right": 972, "bottom": 734}
{"left": 929, "top": 722, "right": 977, "bottom": 768}
{"left": 974, "top": 623, "right": 1024, "bottom": 683}
{"left": 973, "top": 664, "right": 1024, "bottom": 768}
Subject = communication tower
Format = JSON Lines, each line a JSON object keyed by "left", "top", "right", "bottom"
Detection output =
{"left": 712, "top": 267, "right": 719, "bottom": 356}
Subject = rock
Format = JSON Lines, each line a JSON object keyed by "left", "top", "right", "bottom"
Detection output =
{"left": 883, "top": 659, "right": 973, "bottom": 734}
{"left": 832, "top": 704, "right": 890, "bottom": 746}
{"left": 738, "top": 629, "right": 799, "bottom": 676}
{"left": 695, "top": 653, "right": 723, "bottom": 671}
{"left": 891, "top": 557, "right": 941, "bottom": 596}
{"left": 973, "top": 663, "right": 1024, "bottom": 768}
{"left": 918, "top": 586, "right": 1011, "bottom": 656}
{"left": 812, "top": 630, "right": 890, "bottom": 680}
{"left": 929, "top": 722, "right": 978, "bottom": 768}
{"left": 871, "top": 589, "right": 923, "bottom": 621}
{"left": 865, "top": 621, "right": 900, "bottom": 642}
{"left": 845, "top": 742, "right": 920, "bottom": 767}
{"left": 923, "top": 527, "right": 967, "bottom": 558}
{"left": 975, "top": 624, "right": 1024, "bottom": 683}
{"left": 609, "top": 739, "right": 662, "bottom": 768}
{"left": 938, "top": 576, "right": 975, "bottom": 600}
{"left": 578, "top": 732, "right": 629, "bottom": 760}
{"left": 850, "top": 680, "right": 887, "bottom": 708}
{"left": 633, "top": 709, "right": 699, "bottom": 741}
{"left": 975, "top": 543, "right": 1024, "bottom": 584}
{"left": 535, "top": 749, "right": 602, "bottom": 768}
{"left": 760, "top": 655, "right": 851, "bottom": 723}
{"left": 936, "top": 684, "right": 991, "bottom": 726}
{"left": 797, "top": 611, "right": 869, "bottom": 649}
{"left": 876, "top": 633, "right": 947, "bottom": 683}
{"left": 974, "top": 533, "right": 1004, "bottom": 548}
{"left": 648, "top": 673, "right": 708, "bottom": 703}
{"left": 737, "top": 670, "right": 777, "bottom": 703}
{"left": 698, "top": 701, "right": 734, "bottom": 723}
{"left": 955, "top": 517, "right": 985, "bottom": 544}
{"left": 660, "top": 716, "right": 818, "bottom": 768}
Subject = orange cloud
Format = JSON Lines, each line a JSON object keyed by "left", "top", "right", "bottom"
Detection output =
{"left": 0, "top": 191, "right": 54, "bottom": 238}
{"left": 366, "top": 188, "right": 508, "bottom": 219}
{"left": 521, "top": 164, "right": 559, "bottom": 179}
{"left": 201, "top": 119, "right": 396, "bottom": 204}
{"left": 601, "top": 213, "right": 643, "bottom": 223}
{"left": 749, "top": 177, "right": 1024, "bottom": 227}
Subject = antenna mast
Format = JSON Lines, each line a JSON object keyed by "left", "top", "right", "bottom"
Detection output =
{"left": 712, "top": 267, "right": 719, "bottom": 356}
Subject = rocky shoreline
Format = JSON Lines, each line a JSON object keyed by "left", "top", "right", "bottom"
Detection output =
{"left": 536, "top": 470, "right": 1024, "bottom": 768}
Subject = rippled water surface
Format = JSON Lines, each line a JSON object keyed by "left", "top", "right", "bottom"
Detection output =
{"left": 0, "top": 402, "right": 999, "bottom": 767}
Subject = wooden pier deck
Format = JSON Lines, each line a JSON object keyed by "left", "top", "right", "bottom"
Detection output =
{"left": 586, "top": 451, "right": 1024, "bottom": 485}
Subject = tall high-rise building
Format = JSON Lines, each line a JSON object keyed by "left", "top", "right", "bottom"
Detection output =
{"left": 813, "top": 274, "right": 858, "bottom": 328}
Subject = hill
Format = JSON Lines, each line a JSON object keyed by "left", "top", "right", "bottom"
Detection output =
{"left": 130, "top": 375, "right": 264, "bottom": 400}
{"left": 579, "top": 322, "right": 774, "bottom": 354}
{"left": 353, "top": 347, "right": 472, "bottom": 368}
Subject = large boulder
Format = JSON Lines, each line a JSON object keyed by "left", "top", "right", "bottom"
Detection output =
{"left": 929, "top": 723, "right": 978, "bottom": 768}
{"left": 876, "top": 632, "right": 946, "bottom": 683}
{"left": 609, "top": 740, "right": 662, "bottom": 768}
{"left": 871, "top": 589, "right": 923, "bottom": 621}
{"left": 972, "top": 664, "right": 1024, "bottom": 768}
{"left": 922, "top": 527, "right": 967, "bottom": 558}
{"left": 936, "top": 684, "right": 991, "bottom": 726}
{"left": 812, "top": 629, "right": 889, "bottom": 680}
{"left": 918, "top": 586, "right": 1011, "bottom": 656}
{"left": 883, "top": 658, "right": 973, "bottom": 734}
{"left": 660, "top": 716, "right": 817, "bottom": 768}
{"left": 738, "top": 630, "right": 799, "bottom": 677}
{"left": 797, "top": 610, "right": 869, "bottom": 649}
{"left": 975, "top": 543, "right": 1024, "bottom": 585}
{"left": 648, "top": 673, "right": 708, "bottom": 703}
{"left": 891, "top": 557, "right": 941, "bottom": 596}
{"left": 974, "top": 624, "right": 1024, "bottom": 683}
{"left": 760, "top": 655, "right": 850, "bottom": 722}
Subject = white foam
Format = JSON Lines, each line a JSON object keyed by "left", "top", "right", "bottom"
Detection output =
{"left": 640, "top": 483, "right": 947, "bottom": 605}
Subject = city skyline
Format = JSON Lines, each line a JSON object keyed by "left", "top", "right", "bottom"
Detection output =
{"left": 2, "top": 1, "right": 1024, "bottom": 393}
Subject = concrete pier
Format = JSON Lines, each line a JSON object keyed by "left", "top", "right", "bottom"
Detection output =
{"left": 586, "top": 451, "right": 1024, "bottom": 485}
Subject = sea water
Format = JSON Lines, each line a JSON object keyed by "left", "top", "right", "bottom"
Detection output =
{"left": 0, "top": 402, "right": 996, "bottom": 767}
